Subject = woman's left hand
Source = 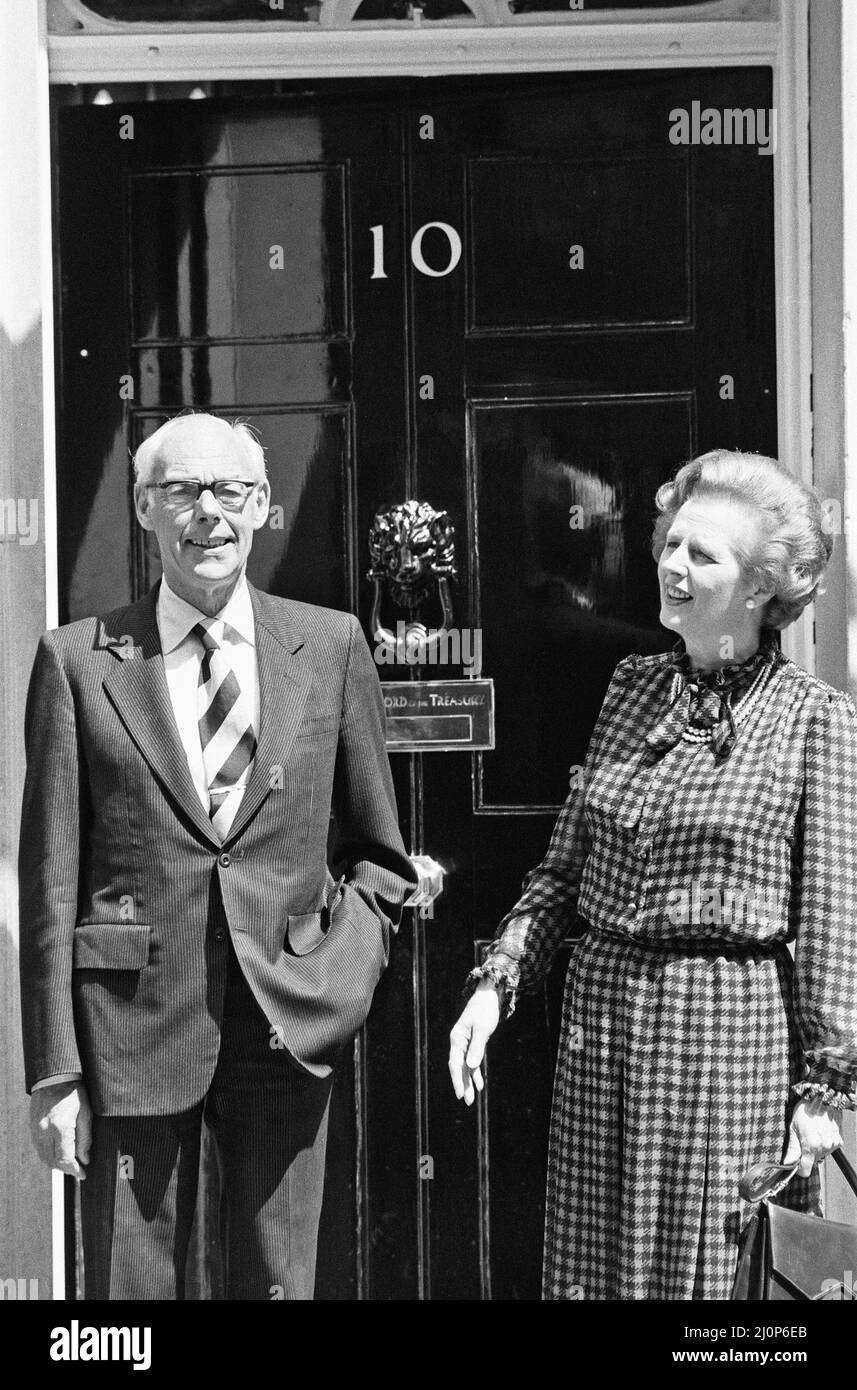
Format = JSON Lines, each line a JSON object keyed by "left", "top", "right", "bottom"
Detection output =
{"left": 783, "top": 1097, "right": 843, "bottom": 1177}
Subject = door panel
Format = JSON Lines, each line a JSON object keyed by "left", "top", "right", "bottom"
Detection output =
{"left": 130, "top": 167, "right": 351, "bottom": 342}
{"left": 467, "top": 156, "right": 691, "bottom": 331}
{"left": 55, "top": 68, "right": 776, "bottom": 1299}
{"left": 472, "top": 397, "right": 693, "bottom": 809}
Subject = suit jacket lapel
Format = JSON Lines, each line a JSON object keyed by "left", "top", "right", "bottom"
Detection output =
{"left": 225, "top": 584, "right": 311, "bottom": 843}
{"left": 101, "top": 587, "right": 222, "bottom": 848}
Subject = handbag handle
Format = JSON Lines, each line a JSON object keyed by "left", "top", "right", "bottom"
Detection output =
{"left": 739, "top": 1147, "right": 857, "bottom": 1204}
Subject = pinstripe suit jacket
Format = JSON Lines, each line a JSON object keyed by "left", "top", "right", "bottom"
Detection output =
{"left": 18, "top": 582, "right": 417, "bottom": 1114}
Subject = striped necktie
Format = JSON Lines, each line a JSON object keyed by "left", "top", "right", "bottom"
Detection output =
{"left": 194, "top": 620, "right": 257, "bottom": 840}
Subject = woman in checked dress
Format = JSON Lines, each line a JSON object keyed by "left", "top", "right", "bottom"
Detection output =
{"left": 449, "top": 450, "right": 857, "bottom": 1300}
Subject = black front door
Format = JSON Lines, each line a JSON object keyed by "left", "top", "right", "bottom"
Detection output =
{"left": 55, "top": 67, "right": 776, "bottom": 1299}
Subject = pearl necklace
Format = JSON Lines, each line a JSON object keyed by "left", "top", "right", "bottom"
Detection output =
{"left": 669, "top": 660, "right": 773, "bottom": 745}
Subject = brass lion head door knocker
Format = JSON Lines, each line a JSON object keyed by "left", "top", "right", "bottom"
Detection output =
{"left": 368, "top": 501, "right": 493, "bottom": 755}
{"left": 368, "top": 500, "right": 457, "bottom": 665}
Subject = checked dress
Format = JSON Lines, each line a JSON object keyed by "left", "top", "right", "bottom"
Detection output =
{"left": 468, "top": 629, "right": 857, "bottom": 1300}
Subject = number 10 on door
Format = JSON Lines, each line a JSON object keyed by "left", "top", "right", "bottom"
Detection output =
{"left": 370, "top": 223, "right": 463, "bottom": 280}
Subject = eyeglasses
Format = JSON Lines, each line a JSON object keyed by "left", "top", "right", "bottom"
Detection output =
{"left": 147, "top": 479, "right": 259, "bottom": 512}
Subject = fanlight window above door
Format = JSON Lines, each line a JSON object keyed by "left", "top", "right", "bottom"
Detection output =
{"left": 48, "top": 0, "right": 775, "bottom": 31}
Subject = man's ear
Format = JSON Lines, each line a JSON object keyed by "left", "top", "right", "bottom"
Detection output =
{"left": 134, "top": 481, "right": 156, "bottom": 533}
{"left": 251, "top": 478, "right": 271, "bottom": 531}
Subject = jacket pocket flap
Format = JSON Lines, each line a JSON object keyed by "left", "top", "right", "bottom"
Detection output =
{"left": 297, "top": 714, "right": 337, "bottom": 735}
{"left": 285, "top": 911, "right": 327, "bottom": 956}
{"left": 73, "top": 924, "right": 152, "bottom": 969}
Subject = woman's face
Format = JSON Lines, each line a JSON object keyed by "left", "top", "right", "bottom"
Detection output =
{"left": 657, "top": 495, "right": 769, "bottom": 643}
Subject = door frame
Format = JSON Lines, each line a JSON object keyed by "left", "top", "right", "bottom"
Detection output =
{"left": 39, "top": 0, "right": 815, "bottom": 1295}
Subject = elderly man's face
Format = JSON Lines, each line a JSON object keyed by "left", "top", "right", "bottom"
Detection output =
{"left": 134, "top": 417, "right": 270, "bottom": 612}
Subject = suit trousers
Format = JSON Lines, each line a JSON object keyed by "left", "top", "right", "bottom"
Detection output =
{"left": 81, "top": 935, "right": 334, "bottom": 1300}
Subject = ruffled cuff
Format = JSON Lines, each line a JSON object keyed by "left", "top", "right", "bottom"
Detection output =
{"left": 792, "top": 1049, "right": 857, "bottom": 1111}
{"left": 791, "top": 1080, "right": 856, "bottom": 1111}
{"left": 463, "top": 955, "right": 520, "bottom": 1020}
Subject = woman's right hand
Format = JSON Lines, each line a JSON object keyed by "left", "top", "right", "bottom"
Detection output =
{"left": 448, "top": 981, "right": 502, "bottom": 1105}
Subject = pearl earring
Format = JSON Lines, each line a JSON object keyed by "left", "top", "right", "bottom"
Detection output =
{"left": 745, "top": 599, "right": 756, "bottom": 609}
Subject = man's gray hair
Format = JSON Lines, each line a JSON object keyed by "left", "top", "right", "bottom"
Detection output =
{"left": 133, "top": 414, "right": 266, "bottom": 484}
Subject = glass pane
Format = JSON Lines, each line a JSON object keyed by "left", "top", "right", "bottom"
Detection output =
{"left": 354, "top": 0, "right": 470, "bottom": 17}
{"left": 468, "top": 155, "right": 690, "bottom": 331}
{"left": 474, "top": 397, "right": 686, "bottom": 808}
{"left": 76, "top": 1, "right": 316, "bottom": 19}
{"left": 130, "top": 168, "right": 348, "bottom": 343}
{"left": 511, "top": 1, "right": 721, "bottom": 9}
{"left": 137, "top": 343, "right": 351, "bottom": 408}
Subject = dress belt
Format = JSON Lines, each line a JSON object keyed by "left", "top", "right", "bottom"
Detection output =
{"left": 576, "top": 916, "right": 788, "bottom": 957}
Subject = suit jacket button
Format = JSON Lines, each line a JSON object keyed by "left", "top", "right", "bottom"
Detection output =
{"left": 214, "top": 929, "right": 226, "bottom": 943}
{"left": 219, "top": 852, "right": 231, "bottom": 867}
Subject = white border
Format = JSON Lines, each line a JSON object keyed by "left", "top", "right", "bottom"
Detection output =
{"left": 774, "top": 0, "right": 813, "bottom": 674}
{"left": 51, "top": 1170, "right": 66, "bottom": 1299}
{"left": 36, "top": 0, "right": 64, "bottom": 1296}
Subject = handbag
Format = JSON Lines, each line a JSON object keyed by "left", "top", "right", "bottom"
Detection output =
{"left": 731, "top": 1148, "right": 857, "bottom": 1300}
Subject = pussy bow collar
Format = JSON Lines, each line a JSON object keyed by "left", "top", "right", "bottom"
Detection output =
{"left": 645, "top": 627, "right": 781, "bottom": 760}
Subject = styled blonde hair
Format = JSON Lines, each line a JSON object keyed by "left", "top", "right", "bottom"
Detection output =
{"left": 651, "top": 449, "right": 833, "bottom": 630}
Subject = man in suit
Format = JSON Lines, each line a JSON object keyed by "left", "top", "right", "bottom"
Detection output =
{"left": 19, "top": 412, "right": 423, "bottom": 1300}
